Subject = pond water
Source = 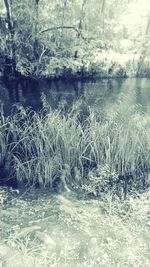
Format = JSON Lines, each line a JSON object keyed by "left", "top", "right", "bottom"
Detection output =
{"left": 0, "top": 77, "right": 150, "bottom": 115}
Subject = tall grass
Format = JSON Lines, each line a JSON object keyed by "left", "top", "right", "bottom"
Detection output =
{"left": 0, "top": 98, "right": 149, "bottom": 196}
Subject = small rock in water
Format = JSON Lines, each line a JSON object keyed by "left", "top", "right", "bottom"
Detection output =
{"left": 35, "top": 231, "right": 56, "bottom": 248}
{"left": 16, "top": 225, "right": 41, "bottom": 238}
{"left": 10, "top": 188, "right": 20, "bottom": 194}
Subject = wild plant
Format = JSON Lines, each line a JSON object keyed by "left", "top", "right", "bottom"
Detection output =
{"left": 0, "top": 97, "right": 149, "bottom": 197}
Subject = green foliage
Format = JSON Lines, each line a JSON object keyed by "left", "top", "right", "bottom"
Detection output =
{"left": 82, "top": 164, "right": 119, "bottom": 197}
{"left": 1, "top": 0, "right": 150, "bottom": 77}
{"left": 0, "top": 97, "right": 149, "bottom": 196}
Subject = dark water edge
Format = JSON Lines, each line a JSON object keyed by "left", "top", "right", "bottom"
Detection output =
{"left": 0, "top": 75, "right": 150, "bottom": 115}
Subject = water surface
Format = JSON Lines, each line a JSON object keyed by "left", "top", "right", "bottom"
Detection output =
{"left": 0, "top": 78, "right": 149, "bottom": 115}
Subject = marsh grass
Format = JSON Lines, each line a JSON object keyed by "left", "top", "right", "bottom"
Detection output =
{"left": 0, "top": 97, "right": 149, "bottom": 196}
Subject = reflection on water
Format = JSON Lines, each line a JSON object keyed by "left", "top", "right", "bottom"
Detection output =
{"left": 0, "top": 78, "right": 150, "bottom": 115}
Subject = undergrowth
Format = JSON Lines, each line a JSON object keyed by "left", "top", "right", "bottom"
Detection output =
{"left": 0, "top": 96, "right": 149, "bottom": 197}
{"left": 0, "top": 187, "right": 150, "bottom": 267}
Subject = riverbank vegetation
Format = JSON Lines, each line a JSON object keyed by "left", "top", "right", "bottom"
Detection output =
{"left": 1, "top": 1, "right": 150, "bottom": 266}
{"left": 0, "top": 95, "right": 149, "bottom": 197}
{"left": 1, "top": 0, "right": 150, "bottom": 78}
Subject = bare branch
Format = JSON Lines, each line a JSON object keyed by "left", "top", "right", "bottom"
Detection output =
{"left": 40, "top": 26, "right": 79, "bottom": 35}
{"left": 39, "top": 26, "right": 88, "bottom": 42}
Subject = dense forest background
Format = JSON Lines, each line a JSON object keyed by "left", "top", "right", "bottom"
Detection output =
{"left": 0, "top": 0, "right": 150, "bottom": 78}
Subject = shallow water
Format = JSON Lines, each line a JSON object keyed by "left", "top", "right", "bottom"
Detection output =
{"left": 0, "top": 187, "right": 150, "bottom": 267}
{"left": 0, "top": 78, "right": 150, "bottom": 115}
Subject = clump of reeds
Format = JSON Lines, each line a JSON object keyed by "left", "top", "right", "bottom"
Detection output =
{"left": 0, "top": 97, "right": 149, "bottom": 196}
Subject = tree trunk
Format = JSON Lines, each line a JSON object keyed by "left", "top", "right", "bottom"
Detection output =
{"left": 61, "top": 1, "right": 67, "bottom": 30}
{"left": 78, "top": 0, "right": 88, "bottom": 38}
{"left": 137, "top": 18, "right": 150, "bottom": 75}
{"left": 59, "top": 0, "right": 68, "bottom": 48}
{"left": 74, "top": 0, "right": 88, "bottom": 58}
{"left": 3, "top": 0, "right": 16, "bottom": 74}
{"left": 101, "top": 0, "right": 106, "bottom": 33}
{"left": 33, "top": 0, "right": 40, "bottom": 60}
